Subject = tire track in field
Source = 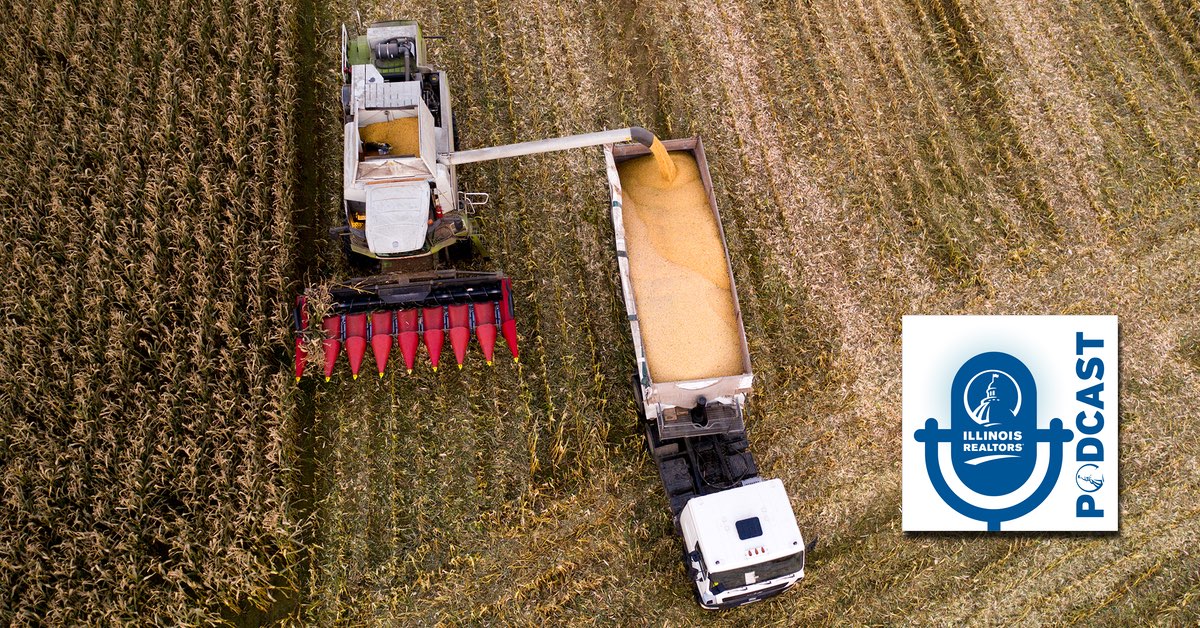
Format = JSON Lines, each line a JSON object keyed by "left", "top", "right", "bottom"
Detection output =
{"left": 765, "top": 0, "right": 989, "bottom": 289}
{"left": 961, "top": 0, "right": 1109, "bottom": 249}
{"left": 917, "top": 0, "right": 1066, "bottom": 245}
{"left": 691, "top": 0, "right": 910, "bottom": 521}
{"left": 831, "top": 0, "right": 973, "bottom": 277}
{"left": 1090, "top": 0, "right": 1198, "bottom": 177}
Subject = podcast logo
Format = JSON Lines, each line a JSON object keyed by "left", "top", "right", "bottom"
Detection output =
{"left": 903, "top": 316, "right": 1118, "bottom": 532}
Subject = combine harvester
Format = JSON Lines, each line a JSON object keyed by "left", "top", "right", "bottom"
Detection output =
{"left": 292, "top": 20, "right": 655, "bottom": 378}
{"left": 293, "top": 18, "right": 808, "bottom": 608}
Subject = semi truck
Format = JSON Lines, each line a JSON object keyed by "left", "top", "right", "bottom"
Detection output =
{"left": 604, "top": 138, "right": 808, "bottom": 608}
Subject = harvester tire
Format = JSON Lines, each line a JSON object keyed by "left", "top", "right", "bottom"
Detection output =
{"left": 442, "top": 238, "right": 477, "bottom": 264}
{"left": 341, "top": 236, "right": 380, "bottom": 275}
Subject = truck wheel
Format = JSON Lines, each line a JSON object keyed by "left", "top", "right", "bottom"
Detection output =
{"left": 630, "top": 372, "right": 647, "bottom": 421}
{"left": 682, "top": 544, "right": 700, "bottom": 580}
{"left": 681, "top": 545, "right": 705, "bottom": 606}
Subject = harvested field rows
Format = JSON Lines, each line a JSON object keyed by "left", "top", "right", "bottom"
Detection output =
{"left": 2, "top": 0, "right": 1198, "bottom": 623}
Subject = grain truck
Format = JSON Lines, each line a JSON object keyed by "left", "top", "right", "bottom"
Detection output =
{"left": 605, "top": 138, "right": 808, "bottom": 608}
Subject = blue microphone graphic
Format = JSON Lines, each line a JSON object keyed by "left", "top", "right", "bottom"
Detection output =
{"left": 915, "top": 352, "right": 1073, "bottom": 531}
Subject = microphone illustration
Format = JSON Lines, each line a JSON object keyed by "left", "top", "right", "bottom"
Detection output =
{"left": 915, "top": 352, "right": 1073, "bottom": 531}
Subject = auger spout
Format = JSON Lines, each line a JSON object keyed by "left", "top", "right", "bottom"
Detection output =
{"left": 439, "top": 127, "right": 654, "bottom": 166}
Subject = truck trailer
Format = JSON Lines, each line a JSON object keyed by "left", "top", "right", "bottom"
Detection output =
{"left": 605, "top": 138, "right": 807, "bottom": 608}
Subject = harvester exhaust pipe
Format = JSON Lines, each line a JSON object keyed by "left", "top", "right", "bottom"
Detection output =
{"left": 440, "top": 127, "right": 655, "bottom": 166}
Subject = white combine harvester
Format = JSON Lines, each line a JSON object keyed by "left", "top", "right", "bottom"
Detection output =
{"left": 296, "top": 19, "right": 656, "bottom": 377}
{"left": 294, "top": 19, "right": 809, "bottom": 608}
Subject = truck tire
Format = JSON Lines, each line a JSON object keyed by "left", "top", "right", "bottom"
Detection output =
{"left": 631, "top": 372, "right": 648, "bottom": 422}
{"left": 682, "top": 543, "right": 700, "bottom": 581}
{"left": 653, "top": 442, "right": 680, "bottom": 458}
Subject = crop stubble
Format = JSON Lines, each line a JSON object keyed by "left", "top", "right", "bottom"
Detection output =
{"left": 2, "top": 0, "right": 1198, "bottom": 624}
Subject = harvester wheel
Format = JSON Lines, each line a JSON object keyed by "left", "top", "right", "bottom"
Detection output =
{"left": 442, "top": 238, "right": 477, "bottom": 264}
{"left": 341, "top": 235, "right": 380, "bottom": 275}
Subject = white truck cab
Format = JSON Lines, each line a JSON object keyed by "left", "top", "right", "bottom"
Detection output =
{"left": 679, "top": 479, "right": 806, "bottom": 609}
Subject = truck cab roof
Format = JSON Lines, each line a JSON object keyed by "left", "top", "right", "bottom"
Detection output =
{"left": 680, "top": 478, "right": 804, "bottom": 574}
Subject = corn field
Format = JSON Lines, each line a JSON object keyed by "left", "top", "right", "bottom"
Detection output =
{"left": 0, "top": 0, "right": 304, "bottom": 623}
{"left": 2, "top": 0, "right": 1199, "bottom": 624}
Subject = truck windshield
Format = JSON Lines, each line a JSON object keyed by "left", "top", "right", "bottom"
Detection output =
{"left": 709, "top": 551, "right": 804, "bottom": 590}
